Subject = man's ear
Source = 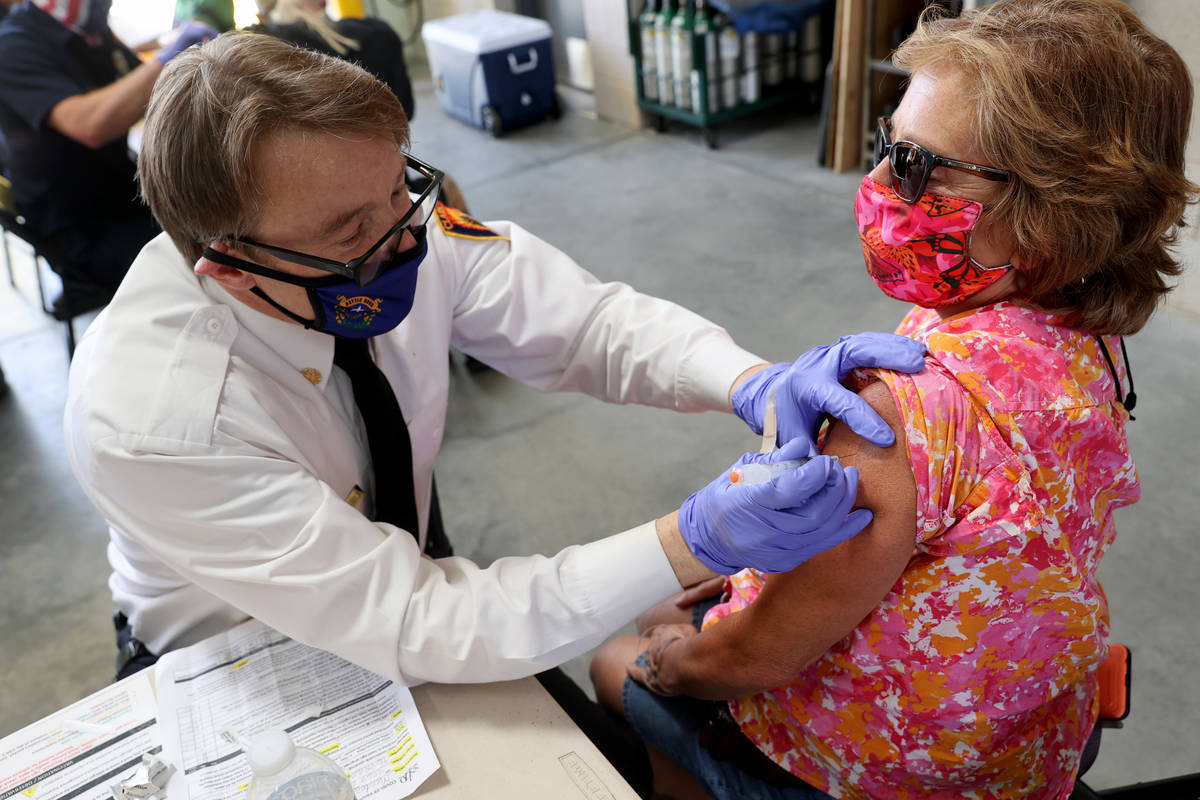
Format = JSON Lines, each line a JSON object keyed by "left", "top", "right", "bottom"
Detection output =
{"left": 194, "top": 241, "right": 257, "bottom": 290}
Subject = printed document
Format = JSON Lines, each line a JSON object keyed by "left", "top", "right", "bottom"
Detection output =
{"left": 154, "top": 619, "right": 438, "bottom": 800}
{"left": 0, "top": 674, "right": 159, "bottom": 800}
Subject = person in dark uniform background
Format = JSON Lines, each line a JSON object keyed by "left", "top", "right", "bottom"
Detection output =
{"left": 0, "top": 0, "right": 214, "bottom": 302}
{"left": 249, "top": 0, "right": 414, "bottom": 121}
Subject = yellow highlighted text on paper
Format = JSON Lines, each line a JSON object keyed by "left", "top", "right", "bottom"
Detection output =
{"left": 389, "top": 736, "right": 413, "bottom": 758}
{"left": 318, "top": 743, "right": 340, "bottom": 755}
{"left": 232, "top": 659, "right": 249, "bottom": 669}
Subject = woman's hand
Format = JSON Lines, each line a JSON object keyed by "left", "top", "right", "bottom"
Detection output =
{"left": 674, "top": 576, "right": 726, "bottom": 609}
{"left": 636, "top": 576, "right": 725, "bottom": 631}
{"left": 626, "top": 623, "right": 698, "bottom": 696}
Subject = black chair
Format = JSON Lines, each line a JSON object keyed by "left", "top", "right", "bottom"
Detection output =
{"left": 1070, "top": 644, "right": 1200, "bottom": 799}
{"left": 0, "top": 175, "right": 113, "bottom": 357}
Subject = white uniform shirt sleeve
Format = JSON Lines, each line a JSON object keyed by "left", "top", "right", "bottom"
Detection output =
{"left": 76, "top": 427, "right": 677, "bottom": 684}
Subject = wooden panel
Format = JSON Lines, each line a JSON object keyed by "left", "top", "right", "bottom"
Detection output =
{"left": 831, "top": 0, "right": 866, "bottom": 172}
{"left": 872, "top": 0, "right": 926, "bottom": 59}
{"left": 824, "top": 1, "right": 843, "bottom": 165}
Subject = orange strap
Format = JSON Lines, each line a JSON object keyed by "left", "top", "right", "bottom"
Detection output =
{"left": 1097, "top": 643, "right": 1131, "bottom": 721}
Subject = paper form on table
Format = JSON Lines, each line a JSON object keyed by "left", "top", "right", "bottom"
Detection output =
{"left": 0, "top": 672, "right": 160, "bottom": 800}
{"left": 154, "top": 618, "right": 438, "bottom": 800}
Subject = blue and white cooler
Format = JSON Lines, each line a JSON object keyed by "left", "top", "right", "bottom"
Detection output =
{"left": 421, "top": 10, "right": 561, "bottom": 137}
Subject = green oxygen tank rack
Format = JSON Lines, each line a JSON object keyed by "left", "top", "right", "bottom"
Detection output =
{"left": 627, "top": 0, "right": 831, "bottom": 149}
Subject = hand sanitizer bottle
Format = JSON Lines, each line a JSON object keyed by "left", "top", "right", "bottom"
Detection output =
{"left": 245, "top": 730, "right": 355, "bottom": 800}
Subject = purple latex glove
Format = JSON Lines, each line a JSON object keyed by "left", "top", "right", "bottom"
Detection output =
{"left": 732, "top": 332, "right": 926, "bottom": 448}
{"left": 679, "top": 438, "right": 871, "bottom": 574}
{"left": 155, "top": 21, "right": 218, "bottom": 65}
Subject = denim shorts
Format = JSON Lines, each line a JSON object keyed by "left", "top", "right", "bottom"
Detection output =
{"left": 622, "top": 596, "right": 833, "bottom": 800}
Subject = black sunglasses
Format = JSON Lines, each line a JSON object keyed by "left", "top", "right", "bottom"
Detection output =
{"left": 227, "top": 153, "right": 445, "bottom": 287}
{"left": 875, "top": 117, "right": 1010, "bottom": 204}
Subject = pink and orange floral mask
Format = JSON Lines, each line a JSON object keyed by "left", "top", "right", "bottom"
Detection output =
{"left": 854, "top": 176, "right": 1010, "bottom": 308}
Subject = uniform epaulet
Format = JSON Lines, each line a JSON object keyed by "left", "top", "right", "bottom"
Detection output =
{"left": 432, "top": 202, "right": 509, "bottom": 241}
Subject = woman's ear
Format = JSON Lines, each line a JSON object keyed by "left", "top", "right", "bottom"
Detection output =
{"left": 194, "top": 241, "right": 257, "bottom": 290}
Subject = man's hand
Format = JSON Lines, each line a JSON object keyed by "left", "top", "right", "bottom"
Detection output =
{"left": 731, "top": 332, "right": 926, "bottom": 447}
{"left": 156, "top": 21, "right": 218, "bottom": 65}
{"left": 677, "top": 437, "right": 871, "bottom": 575}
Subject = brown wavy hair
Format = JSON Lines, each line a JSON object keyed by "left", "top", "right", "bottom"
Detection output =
{"left": 139, "top": 33, "right": 409, "bottom": 265}
{"left": 893, "top": 0, "right": 1197, "bottom": 335}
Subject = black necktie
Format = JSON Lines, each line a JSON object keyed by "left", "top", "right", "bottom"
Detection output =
{"left": 333, "top": 337, "right": 420, "bottom": 539}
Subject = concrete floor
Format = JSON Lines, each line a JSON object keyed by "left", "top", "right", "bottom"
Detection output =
{"left": 1, "top": 76, "right": 1198, "bottom": 792}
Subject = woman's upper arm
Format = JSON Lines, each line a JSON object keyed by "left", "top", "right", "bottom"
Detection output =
{"left": 686, "top": 380, "right": 918, "bottom": 695}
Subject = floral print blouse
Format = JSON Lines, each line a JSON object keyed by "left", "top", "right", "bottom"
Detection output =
{"left": 703, "top": 302, "right": 1139, "bottom": 799}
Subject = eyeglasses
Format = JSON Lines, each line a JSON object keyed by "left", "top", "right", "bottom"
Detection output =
{"left": 228, "top": 153, "right": 445, "bottom": 287}
{"left": 875, "top": 117, "right": 1010, "bottom": 204}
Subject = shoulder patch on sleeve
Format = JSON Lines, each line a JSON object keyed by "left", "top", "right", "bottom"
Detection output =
{"left": 433, "top": 202, "right": 509, "bottom": 241}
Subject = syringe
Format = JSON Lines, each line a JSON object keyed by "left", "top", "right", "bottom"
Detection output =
{"left": 729, "top": 458, "right": 813, "bottom": 486}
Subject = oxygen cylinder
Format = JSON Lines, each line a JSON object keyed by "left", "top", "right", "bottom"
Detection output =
{"left": 654, "top": 0, "right": 675, "bottom": 106}
{"left": 740, "top": 30, "right": 761, "bottom": 104}
{"left": 693, "top": 0, "right": 718, "bottom": 113}
{"left": 670, "top": 0, "right": 694, "bottom": 111}
{"left": 639, "top": 0, "right": 659, "bottom": 101}
{"left": 716, "top": 13, "right": 739, "bottom": 109}
{"left": 764, "top": 32, "right": 784, "bottom": 86}
{"left": 801, "top": 14, "right": 822, "bottom": 83}
{"left": 785, "top": 27, "right": 798, "bottom": 80}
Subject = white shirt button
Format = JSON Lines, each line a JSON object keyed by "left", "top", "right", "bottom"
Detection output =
{"left": 206, "top": 318, "right": 222, "bottom": 334}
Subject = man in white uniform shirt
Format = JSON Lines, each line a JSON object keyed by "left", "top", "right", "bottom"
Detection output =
{"left": 64, "top": 34, "right": 924, "bottom": 790}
